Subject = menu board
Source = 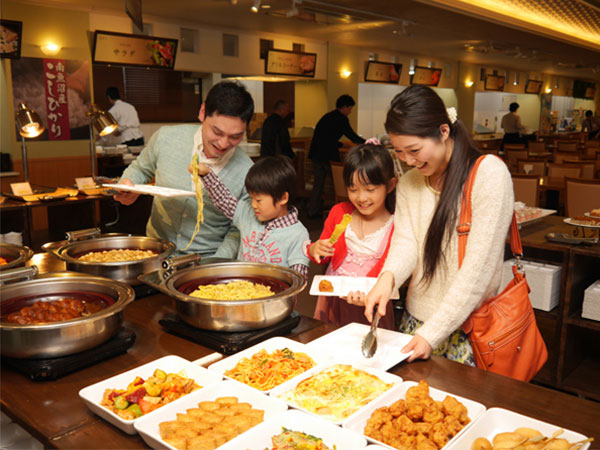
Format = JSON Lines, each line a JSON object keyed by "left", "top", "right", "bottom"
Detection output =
{"left": 485, "top": 75, "right": 505, "bottom": 91}
{"left": 92, "top": 30, "right": 178, "bottom": 69}
{"left": 410, "top": 66, "right": 442, "bottom": 86}
{"left": 265, "top": 49, "right": 316, "bottom": 78}
{"left": 525, "top": 80, "right": 542, "bottom": 94}
{"left": 364, "top": 61, "right": 402, "bottom": 84}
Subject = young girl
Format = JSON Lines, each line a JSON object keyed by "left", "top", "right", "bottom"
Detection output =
{"left": 307, "top": 144, "right": 397, "bottom": 329}
{"left": 349, "top": 85, "right": 513, "bottom": 365}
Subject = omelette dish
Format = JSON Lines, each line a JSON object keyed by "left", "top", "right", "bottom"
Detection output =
{"left": 364, "top": 379, "right": 470, "bottom": 450}
{"left": 279, "top": 364, "right": 394, "bottom": 422}
{"left": 78, "top": 249, "right": 156, "bottom": 262}
{"left": 189, "top": 280, "right": 274, "bottom": 300}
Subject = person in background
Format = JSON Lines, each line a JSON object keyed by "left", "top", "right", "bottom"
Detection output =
{"left": 347, "top": 85, "right": 513, "bottom": 365}
{"left": 114, "top": 81, "right": 254, "bottom": 257}
{"left": 106, "top": 87, "right": 144, "bottom": 147}
{"left": 307, "top": 94, "right": 365, "bottom": 219}
{"left": 260, "top": 100, "right": 294, "bottom": 159}
{"left": 500, "top": 102, "right": 526, "bottom": 148}
{"left": 307, "top": 144, "right": 397, "bottom": 329}
{"left": 190, "top": 155, "right": 309, "bottom": 277}
{"left": 582, "top": 110, "right": 600, "bottom": 140}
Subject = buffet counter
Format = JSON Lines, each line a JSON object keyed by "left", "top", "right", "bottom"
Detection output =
{"left": 1, "top": 253, "right": 599, "bottom": 449}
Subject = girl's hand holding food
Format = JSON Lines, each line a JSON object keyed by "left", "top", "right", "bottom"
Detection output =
{"left": 309, "top": 239, "right": 335, "bottom": 263}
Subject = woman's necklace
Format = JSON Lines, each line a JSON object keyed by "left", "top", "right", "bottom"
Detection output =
{"left": 425, "top": 176, "right": 441, "bottom": 196}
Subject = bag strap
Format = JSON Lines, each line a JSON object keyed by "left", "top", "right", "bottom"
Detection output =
{"left": 457, "top": 155, "right": 523, "bottom": 269}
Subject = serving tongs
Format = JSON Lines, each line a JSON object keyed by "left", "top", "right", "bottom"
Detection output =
{"left": 361, "top": 311, "right": 380, "bottom": 358}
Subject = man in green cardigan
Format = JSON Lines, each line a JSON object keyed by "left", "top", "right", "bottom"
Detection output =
{"left": 115, "top": 81, "right": 254, "bottom": 257}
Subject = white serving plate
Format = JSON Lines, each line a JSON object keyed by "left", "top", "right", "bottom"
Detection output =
{"left": 564, "top": 217, "right": 600, "bottom": 229}
{"left": 516, "top": 208, "right": 556, "bottom": 226}
{"left": 218, "top": 409, "right": 368, "bottom": 450}
{"left": 343, "top": 380, "right": 486, "bottom": 450}
{"left": 79, "top": 355, "right": 222, "bottom": 435}
{"left": 365, "top": 446, "right": 390, "bottom": 450}
{"left": 306, "top": 322, "right": 413, "bottom": 371}
{"left": 133, "top": 379, "right": 288, "bottom": 450}
{"left": 269, "top": 362, "right": 403, "bottom": 426}
{"left": 207, "top": 336, "right": 329, "bottom": 393}
{"left": 310, "top": 275, "right": 399, "bottom": 299}
{"left": 444, "top": 407, "right": 591, "bottom": 450}
{"left": 102, "top": 183, "right": 195, "bottom": 198}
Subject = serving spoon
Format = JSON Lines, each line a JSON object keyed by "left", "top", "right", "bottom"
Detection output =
{"left": 361, "top": 311, "right": 380, "bottom": 358}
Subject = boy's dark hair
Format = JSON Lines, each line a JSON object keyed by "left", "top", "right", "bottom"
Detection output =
{"left": 509, "top": 102, "right": 520, "bottom": 112}
{"left": 245, "top": 155, "right": 297, "bottom": 204}
{"left": 106, "top": 87, "right": 120, "bottom": 100}
{"left": 336, "top": 94, "right": 355, "bottom": 109}
{"left": 343, "top": 144, "right": 396, "bottom": 214}
{"left": 586, "top": 110, "right": 593, "bottom": 117}
{"left": 205, "top": 81, "right": 254, "bottom": 124}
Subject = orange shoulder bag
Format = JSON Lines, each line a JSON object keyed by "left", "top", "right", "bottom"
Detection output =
{"left": 459, "top": 156, "right": 548, "bottom": 382}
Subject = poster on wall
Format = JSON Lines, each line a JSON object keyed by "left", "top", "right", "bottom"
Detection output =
{"left": 410, "top": 66, "right": 442, "bottom": 86}
{"left": 0, "top": 19, "right": 22, "bottom": 59}
{"left": 525, "top": 79, "right": 542, "bottom": 94}
{"left": 11, "top": 57, "right": 92, "bottom": 140}
{"left": 484, "top": 75, "right": 505, "bottom": 91}
{"left": 265, "top": 49, "right": 316, "bottom": 78}
{"left": 364, "top": 61, "right": 402, "bottom": 84}
{"left": 93, "top": 30, "right": 178, "bottom": 68}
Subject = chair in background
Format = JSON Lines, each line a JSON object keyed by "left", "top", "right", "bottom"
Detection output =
{"left": 563, "top": 161, "right": 595, "bottom": 179}
{"left": 547, "top": 163, "right": 582, "bottom": 180}
{"left": 517, "top": 159, "right": 546, "bottom": 176}
{"left": 505, "top": 149, "right": 528, "bottom": 172}
{"left": 556, "top": 141, "right": 578, "bottom": 152}
{"left": 565, "top": 177, "right": 600, "bottom": 217}
{"left": 527, "top": 141, "right": 546, "bottom": 153}
{"left": 330, "top": 161, "right": 348, "bottom": 203}
{"left": 583, "top": 142, "right": 600, "bottom": 159}
{"left": 553, "top": 151, "right": 579, "bottom": 164}
{"left": 512, "top": 175, "right": 540, "bottom": 206}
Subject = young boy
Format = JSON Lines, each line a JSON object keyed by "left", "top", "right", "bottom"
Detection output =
{"left": 190, "top": 155, "right": 309, "bottom": 278}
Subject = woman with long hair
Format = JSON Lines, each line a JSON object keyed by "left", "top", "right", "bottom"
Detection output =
{"left": 348, "top": 85, "right": 514, "bottom": 365}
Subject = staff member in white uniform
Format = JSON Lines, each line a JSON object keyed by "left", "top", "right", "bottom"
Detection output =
{"left": 106, "top": 87, "right": 144, "bottom": 147}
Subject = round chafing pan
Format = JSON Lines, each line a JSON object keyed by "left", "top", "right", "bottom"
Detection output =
{"left": 0, "top": 271, "right": 134, "bottom": 359}
{"left": 45, "top": 235, "right": 175, "bottom": 285}
{"left": 139, "top": 260, "right": 306, "bottom": 332}
{"left": 0, "top": 243, "right": 34, "bottom": 271}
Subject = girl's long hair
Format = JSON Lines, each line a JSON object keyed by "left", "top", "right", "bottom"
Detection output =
{"left": 342, "top": 144, "right": 396, "bottom": 214}
{"left": 385, "top": 85, "right": 481, "bottom": 284}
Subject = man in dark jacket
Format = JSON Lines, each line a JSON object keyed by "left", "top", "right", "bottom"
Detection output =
{"left": 307, "top": 94, "right": 365, "bottom": 218}
{"left": 260, "top": 100, "right": 294, "bottom": 159}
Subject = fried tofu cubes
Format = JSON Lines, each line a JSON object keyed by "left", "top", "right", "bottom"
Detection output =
{"left": 364, "top": 380, "right": 470, "bottom": 450}
{"left": 158, "top": 396, "right": 264, "bottom": 450}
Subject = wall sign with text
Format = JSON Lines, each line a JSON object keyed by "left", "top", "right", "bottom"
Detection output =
{"left": 93, "top": 30, "right": 178, "bottom": 69}
{"left": 364, "top": 61, "right": 402, "bottom": 84}
{"left": 525, "top": 80, "right": 542, "bottom": 94}
{"left": 0, "top": 19, "right": 22, "bottom": 59}
{"left": 410, "top": 66, "right": 442, "bottom": 86}
{"left": 485, "top": 75, "right": 505, "bottom": 91}
{"left": 265, "top": 49, "right": 316, "bottom": 78}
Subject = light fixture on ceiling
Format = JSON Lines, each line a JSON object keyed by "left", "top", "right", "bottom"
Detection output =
{"left": 513, "top": 72, "right": 519, "bottom": 86}
{"left": 554, "top": 78, "right": 559, "bottom": 89}
{"left": 339, "top": 69, "right": 352, "bottom": 79}
{"left": 286, "top": 0, "right": 301, "bottom": 17}
{"left": 40, "top": 42, "right": 61, "bottom": 56}
{"left": 465, "top": 80, "right": 474, "bottom": 87}
{"left": 15, "top": 103, "right": 45, "bottom": 182}
{"left": 409, "top": 59, "right": 416, "bottom": 75}
{"left": 545, "top": 87, "right": 552, "bottom": 94}
{"left": 87, "top": 104, "right": 118, "bottom": 178}
{"left": 251, "top": 0, "right": 261, "bottom": 13}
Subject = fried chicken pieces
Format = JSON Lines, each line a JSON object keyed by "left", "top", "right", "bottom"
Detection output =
{"left": 364, "top": 380, "right": 470, "bottom": 450}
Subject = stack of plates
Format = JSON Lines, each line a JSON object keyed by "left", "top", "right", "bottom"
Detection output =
{"left": 582, "top": 280, "right": 600, "bottom": 321}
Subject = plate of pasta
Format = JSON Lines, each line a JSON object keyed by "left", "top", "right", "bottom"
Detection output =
{"left": 207, "top": 337, "right": 330, "bottom": 393}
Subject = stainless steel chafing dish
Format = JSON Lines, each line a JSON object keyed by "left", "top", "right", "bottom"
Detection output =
{"left": 0, "top": 243, "right": 34, "bottom": 271}
{"left": 0, "top": 268, "right": 135, "bottom": 359}
{"left": 43, "top": 228, "right": 175, "bottom": 285}
{"left": 139, "top": 258, "right": 306, "bottom": 332}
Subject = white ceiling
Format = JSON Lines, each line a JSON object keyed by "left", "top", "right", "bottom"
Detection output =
{"left": 25, "top": 0, "right": 600, "bottom": 79}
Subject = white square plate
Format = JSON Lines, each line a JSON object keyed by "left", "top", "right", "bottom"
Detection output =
{"left": 306, "top": 322, "right": 413, "bottom": 371}
{"left": 133, "top": 380, "right": 288, "bottom": 450}
{"left": 516, "top": 208, "right": 556, "bottom": 226}
{"left": 310, "top": 275, "right": 399, "bottom": 299}
{"left": 343, "top": 381, "right": 486, "bottom": 450}
{"left": 269, "top": 362, "right": 403, "bottom": 426}
{"left": 218, "top": 409, "right": 368, "bottom": 450}
{"left": 443, "top": 407, "right": 591, "bottom": 450}
{"left": 103, "top": 183, "right": 195, "bottom": 198}
{"left": 207, "top": 336, "right": 329, "bottom": 393}
{"left": 79, "top": 355, "right": 222, "bottom": 434}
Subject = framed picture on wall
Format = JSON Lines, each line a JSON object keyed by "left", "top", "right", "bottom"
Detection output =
{"left": 265, "top": 49, "right": 316, "bottom": 77}
{"left": 364, "top": 61, "right": 402, "bottom": 84}
{"left": 0, "top": 19, "right": 22, "bottom": 59}
{"left": 485, "top": 75, "right": 505, "bottom": 91}
{"left": 410, "top": 66, "right": 442, "bottom": 86}
{"left": 525, "top": 80, "right": 542, "bottom": 94}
